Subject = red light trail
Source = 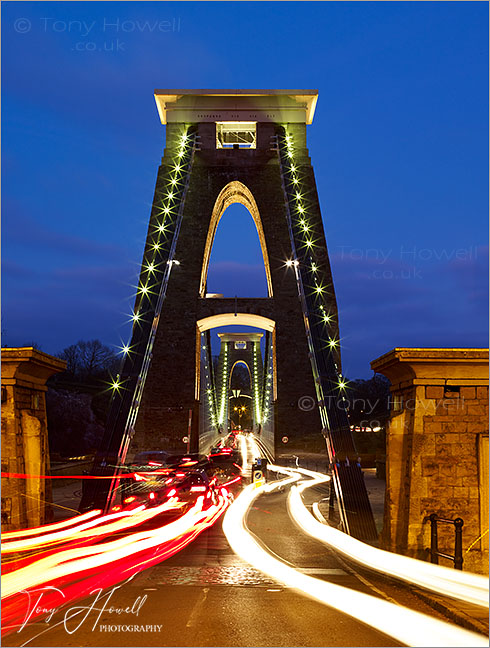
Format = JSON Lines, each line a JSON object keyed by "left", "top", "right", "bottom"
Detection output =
{"left": 1, "top": 490, "right": 231, "bottom": 636}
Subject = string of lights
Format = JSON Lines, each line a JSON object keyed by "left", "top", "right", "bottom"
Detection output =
{"left": 277, "top": 128, "right": 377, "bottom": 540}
{"left": 252, "top": 341, "right": 262, "bottom": 427}
{"left": 201, "top": 333, "right": 218, "bottom": 432}
{"left": 260, "top": 333, "right": 274, "bottom": 427}
{"left": 79, "top": 128, "right": 198, "bottom": 513}
{"left": 217, "top": 342, "right": 229, "bottom": 429}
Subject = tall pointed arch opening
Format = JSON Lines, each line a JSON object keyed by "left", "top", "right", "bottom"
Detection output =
{"left": 200, "top": 181, "right": 273, "bottom": 298}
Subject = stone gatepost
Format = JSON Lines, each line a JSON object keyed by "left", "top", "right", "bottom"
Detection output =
{"left": 371, "top": 348, "right": 489, "bottom": 575}
{"left": 1, "top": 348, "right": 66, "bottom": 531}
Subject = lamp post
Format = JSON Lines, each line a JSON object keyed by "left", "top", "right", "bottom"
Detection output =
{"left": 234, "top": 405, "right": 246, "bottom": 429}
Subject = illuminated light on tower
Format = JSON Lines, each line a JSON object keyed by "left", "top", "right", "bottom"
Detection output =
{"left": 253, "top": 342, "right": 262, "bottom": 425}
{"left": 218, "top": 343, "right": 229, "bottom": 426}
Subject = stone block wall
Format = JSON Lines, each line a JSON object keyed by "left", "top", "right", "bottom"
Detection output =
{"left": 1, "top": 348, "right": 66, "bottom": 531}
{"left": 371, "top": 348, "right": 489, "bottom": 575}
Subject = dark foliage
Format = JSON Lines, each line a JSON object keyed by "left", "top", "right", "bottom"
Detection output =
{"left": 46, "top": 389, "right": 105, "bottom": 457}
{"left": 345, "top": 373, "right": 391, "bottom": 459}
{"left": 46, "top": 339, "right": 120, "bottom": 457}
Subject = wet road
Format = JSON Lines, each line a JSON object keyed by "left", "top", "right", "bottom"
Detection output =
{"left": 4, "top": 476, "right": 463, "bottom": 648}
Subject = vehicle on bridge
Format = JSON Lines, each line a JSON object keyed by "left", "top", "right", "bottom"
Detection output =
{"left": 120, "top": 448, "right": 241, "bottom": 513}
{"left": 122, "top": 465, "right": 217, "bottom": 511}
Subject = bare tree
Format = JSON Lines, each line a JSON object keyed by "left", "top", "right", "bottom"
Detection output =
{"left": 77, "top": 340, "right": 117, "bottom": 378}
{"left": 57, "top": 339, "right": 118, "bottom": 380}
{"left": 58, "top": 344, "right": 82, "bottom": 375}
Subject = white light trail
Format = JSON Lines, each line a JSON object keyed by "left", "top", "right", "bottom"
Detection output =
{"left": 223, "top": 466, "right": 487, "bottom": 647}
{"left": 1, "top": 510, "right": 102, "bottom": 541}
{"left": 286, "top": 471, "right": 489, "bottom": 609}
{"left": 239, "top": 434, "right": 249, "bottom": 475}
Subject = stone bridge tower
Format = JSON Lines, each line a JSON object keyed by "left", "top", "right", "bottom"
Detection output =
{"left": 85, "top": 90, "right": 377, "bottom": 540}
{"left": 128, "top": 89, "right": 339, "bottom": 457}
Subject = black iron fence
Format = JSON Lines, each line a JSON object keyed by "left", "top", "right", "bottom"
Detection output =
{"left": 424, "top": 513, "right": 464, "bottom": 570}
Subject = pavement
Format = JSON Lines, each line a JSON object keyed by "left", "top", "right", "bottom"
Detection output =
{"left": 3, "top": 484, "right": 433, "bottom": 647}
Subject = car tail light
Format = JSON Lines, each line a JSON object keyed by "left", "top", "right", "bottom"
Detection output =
{"left": 167, "top": 489, "right": 177, "bottom": 497}
{"left": 149, "top": 492, "right": 156, "bottom": 500}
{"left": 124, "top": 496, "right": 137, "bottom": 504}
{"left": 111, "top": 505, "right": 122, "bottom": 511}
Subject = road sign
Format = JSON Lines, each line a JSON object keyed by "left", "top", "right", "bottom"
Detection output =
{"left": 282, "top": 436, "right": 289, "bottom": 443}
{"left": 182, "top": 436, "right": 189, "bottom": 444}
{"left": 253, "top": 470, "right": 263, "bottom": 482}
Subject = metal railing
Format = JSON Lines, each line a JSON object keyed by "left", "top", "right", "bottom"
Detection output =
{"left": 424, "top": 513, "right": 464, "bottom": 570}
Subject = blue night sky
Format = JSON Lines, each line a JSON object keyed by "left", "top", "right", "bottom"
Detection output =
{"left": 2, "top": 1, "right": 488, "bottom": 378}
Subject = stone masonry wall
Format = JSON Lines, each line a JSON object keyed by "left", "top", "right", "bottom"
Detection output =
{"left": 373, "top": 348, "right": 489, "bottom": 575}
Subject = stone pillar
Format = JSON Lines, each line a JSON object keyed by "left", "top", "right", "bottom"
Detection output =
{"left": 371, "top": 348, "right": 489, "bottom": 575}
{"left": 1, "top": 348, "right": 66, "bottom": 531}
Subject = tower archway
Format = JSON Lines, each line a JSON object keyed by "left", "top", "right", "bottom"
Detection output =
{"left": 200, "top": 181, "right": 273, "bottom": 298}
